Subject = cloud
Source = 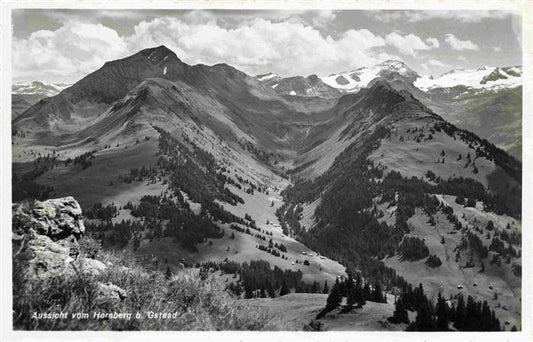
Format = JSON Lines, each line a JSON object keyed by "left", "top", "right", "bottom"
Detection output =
{"left": 427, "top": 59, "right": 445, "bottom": 67}
{"left": 310, "top": 10, "right": 337, "bottom": 29}
{"left": 13, "top": 21, "right": 129, "bottom": 81}
{"left": 384, "top": 32, "right": 438, "bottom": 57}
{"left": 492, "top": 46, "right": 502, "bottom": 52}
{"left": 125, "top": 17, "right": 395, "bottom": 77}
{"left": 11, "top": 15, "right": 443, "bottom": 82}
{"left": 444, "top": 33, "right": 479, "bottom": 51}
{"left": 426, "top": 38, "right": 440, "bottom": 48}
{"left": 373, "top": 10, "right": 513, "bottom": 23}
{"left": 421, "top": 59, "right": 446, "bottom": 71}
{"left": 458, "top": 55, "right": 467, "bottom": 61}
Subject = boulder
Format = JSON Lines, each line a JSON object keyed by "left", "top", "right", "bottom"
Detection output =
{"left": 30, "top": 196, "right": 85, "bottom": 239}
{"left": 12, "top": 197, "right": 86, "bottom": 281}
{"left": 66, "top": 257, "right": 107, "bottom": 277}
{"left": 24, "top": 233, "right": 71, "bottom": 280}
{"left": 94, "top": 282, "right": 127, "bottom": 307}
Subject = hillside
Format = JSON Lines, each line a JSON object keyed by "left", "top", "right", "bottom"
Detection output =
{"left": 278, "top": 80, "right": 521, "bottom": 329}
{"left": 249, "top": 293, "right": 412, "bottom": 331}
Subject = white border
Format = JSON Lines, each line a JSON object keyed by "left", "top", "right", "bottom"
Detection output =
{"left": 1, "top": 1, "right": 531, "bottom": 342}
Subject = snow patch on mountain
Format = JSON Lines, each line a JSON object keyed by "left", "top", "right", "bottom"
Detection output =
{"left": 256, "top": 73, "right": 281, "bottom": 82}
{"left": 414, "top": 66, "right": 522, "bottom": 90}
{"left": 321, "top": 60, "right": 416, "bottom": 92}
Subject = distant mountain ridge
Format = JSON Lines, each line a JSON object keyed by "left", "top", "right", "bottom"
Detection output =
{"left": 256, "top": 73, "right": 340, "bottom": 98}
{"left": 11, "top": 81, "right": 70, "bottom": 119}
{"left": 415, "top": 66, "right": 522, "bottom": 91}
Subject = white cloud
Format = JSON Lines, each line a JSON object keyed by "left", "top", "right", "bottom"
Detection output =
{"left": 13, "top": 21, "right": 129, "bottom": 81}
{"left": 426, "top": 37, "right": 440, "bottom": 48}
{"left": 125, "top": 17, "right": 390, "bottom": 77}
{"left": 458, "top": 55, "right": 467, "bottom": 61}
{"left": 374, "top": 10, "right": 513, "bottom": 23}
{"left": 444, "top": 33, "right": 479, "bottom": 51}
{"left": 427, "top": 59, "right": 445, "bottom": 67}
{"left": 310, "top": 10, "right": 337, "bottom": 29}
{"left": 384, "top": 32, "right": 438, "bottom": 57}
{"left": 492, "top": 46, "right": 502, "bottom": 52}
{"left": 11, "top": 16, "right": 443, "bottom": 82}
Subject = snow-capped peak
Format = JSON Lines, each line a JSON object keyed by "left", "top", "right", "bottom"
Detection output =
{"left": 414, "top": 66, "right": 522, "bottom": 91}
{"left": 321, "top": 59, "right": 415, "bottom": 92}
{"left": 256, "top": 73, "right": 281, "bottom": 82}
{"left": 12, "top": 81, "right": 70, "bottom": 96}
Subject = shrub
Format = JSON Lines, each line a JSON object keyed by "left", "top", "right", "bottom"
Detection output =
{"left": 425, "top": 255, "right": 442, "bottom": 268}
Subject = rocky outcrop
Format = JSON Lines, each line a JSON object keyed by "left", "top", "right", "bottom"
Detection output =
{"left": 13, "top": 196, "right": 128, "bottom": 307}
{"left": 12, "top": 197, "right": 104, "bottom": 280}
{"left": 66, "top": 257, "right": 107, "bottom": 277}
{"left": 94, "top": 282, "right": 128, "bottom": 307}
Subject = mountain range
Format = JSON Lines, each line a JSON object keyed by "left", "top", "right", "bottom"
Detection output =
{"left": 255, "top": 61, "right": 522, "bottom": 160}
{"left": 12, "top": 45, "right": 522, "bottom": 331}
{"left": 11, "top": 81, "right": 70, "bottom": 119}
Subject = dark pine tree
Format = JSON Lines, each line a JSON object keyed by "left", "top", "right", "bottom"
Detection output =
{"left": 435, "top": 292, "right": 449, "bottom": 331}
{"left": 371, "top": 282, "right": 385, "bottom": 303}
{"left": 325, "top": 284, "right": 342, "bottom": 312}
{"left": 355, "top": 275, "right": 366, "bottom": 308}
{"left": 389, "top": 297, "right": 409, "bottom": 324}
{"left": 408, "top": 301, "right": 436, "bottom": 331}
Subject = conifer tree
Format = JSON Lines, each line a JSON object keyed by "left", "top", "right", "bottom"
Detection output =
{"left": 390, "top": 297, "right": 409, "bottom": 324}
{"left": 435, "top": 292, "right": 449, "bottom": 331}
{"left": 325, "top": 284, "right": 342, "bottom": 312}
{"left": 372, "top": 282, "right": 384, "bottom": 303}
{"left": 355, "top": 275, "right": 366, "bottom": 307}
{"left": 279, "top": 281, "right": 290, "bottom": 296}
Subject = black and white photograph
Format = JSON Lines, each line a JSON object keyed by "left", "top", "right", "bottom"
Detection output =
{"left": 1, "top": 1, "right": 531, "bottom": 341}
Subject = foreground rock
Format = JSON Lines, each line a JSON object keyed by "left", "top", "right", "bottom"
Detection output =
{"left": 94, "top": 282, "right": 128, "bottom": 307}
{"left": 12, "top": 197, "right": 108, "bottom": 280}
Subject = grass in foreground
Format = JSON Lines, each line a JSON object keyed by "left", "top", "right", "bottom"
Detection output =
{"left": 13, "top": 236, "right": 268, "bottom": 330}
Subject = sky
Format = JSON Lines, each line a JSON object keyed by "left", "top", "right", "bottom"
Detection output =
{"left": 11, "top": 9, "right": 522, "bottom": 84}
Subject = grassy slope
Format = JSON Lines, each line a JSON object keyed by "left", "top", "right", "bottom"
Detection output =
{"left": 137, "top": 179, "right": 346, "bottom": 284}
{"left": 427, "top": 87, "right": 522, "bottom": 160}
{"left": 35, "top": 140, "right": 162, "bottom": 209}
{"left": 367, "top": 118, "right": 518, "bottom": 191}
{"left": 13, "top": 236, "right": 268, "bottom": 330}
{"left": 250, "top": 293, "right": 414, "bottom": 331}
{"left": 383, "top": 200, "right": 520, "bottom": 329}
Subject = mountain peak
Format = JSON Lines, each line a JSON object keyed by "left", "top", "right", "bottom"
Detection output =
{"left": 138, "top": 45, "right": 180, "bottom": 64}
{"left": 362, "top": 78, "right": 433, "bottom": 114}
{"left": 366, "top": 78, "right": 394, "bottom": 91}
{"left": 379, "top": 59, "right": 406, "bottom": 67}
{"left": 321, "top": 60, "right": 418, "bottom": 92}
